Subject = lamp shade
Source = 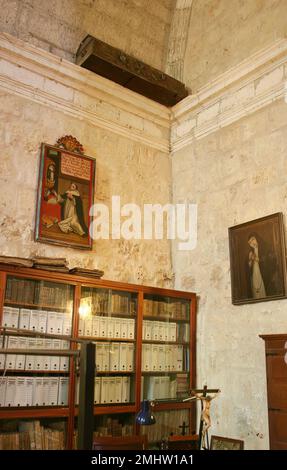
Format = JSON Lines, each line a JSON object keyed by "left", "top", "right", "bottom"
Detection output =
{"left": 136, "top": 400, "right": 156, "bottom": 425}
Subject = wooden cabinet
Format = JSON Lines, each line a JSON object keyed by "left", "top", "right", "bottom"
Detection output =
{"left": 0, "top": 265, "right": 196, "bottom": 449}
{"left": 260, "top": 334, "right": 287, "bottom": 450}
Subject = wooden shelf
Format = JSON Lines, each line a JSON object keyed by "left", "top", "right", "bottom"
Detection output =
{"left": 77, "top": 370, "right": 134, "bottom": 375}
{"left": 84, "top": 312, "right": 136, "bottom": 318}
{"left": 97, "top": 370, "right": 134, "bottom": 375}
{"left": 94, "top": 404, "right": 135, "bottom": 415}
{"left": 0, "top": 406, "right": 69, "bottom": 419}
{"left": 142, "top": 340, "right": 189, "bottom": 345}
{"left": 74, "top": 404, "right": 135, "bottom": 416}
{"left": 153, "top": 401, "right": 194, "bottom": 411}
{"left": 0, "top": 264, "right": 197, "bottom": 450}
{"left": 4, "top": 300, "right": 71, "bottom": 312}
{"left": 141, "top": 370, "right": 187, "bottom": 375}
{"left": 0, "top": 369, "right": 69, "bottom": 374}
{"left": 143, "top": 315, "right": 188, "bottom": 323}
{"left": 79, "top": 335, "right": 135, "bottom": 343}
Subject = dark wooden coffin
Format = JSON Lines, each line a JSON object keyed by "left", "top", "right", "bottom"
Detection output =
{"left": 76, "top": 35, "right": 188, "bottom": 107}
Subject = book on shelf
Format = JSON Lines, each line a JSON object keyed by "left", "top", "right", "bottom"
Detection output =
{"left": 0, "top": 256, "right": 33, "bottom": 268}
{"left": 33, "top": 265, "right": 70, "bottom": 273}
{"left": 69, "top": 267, "right": 104, "bottom": 278}
{"left": 32, "top": 257, "right": 67, "bottom": 267}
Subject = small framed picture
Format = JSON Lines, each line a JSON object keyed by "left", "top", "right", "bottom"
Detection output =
{"left": 228, "top": 213, "right": 287, "bottom": 305}
{"left": 210, "top": 435, "right": 244, "bottom": 450}
{"left": 35, "top": 142, "right": 96, "bottom": 250}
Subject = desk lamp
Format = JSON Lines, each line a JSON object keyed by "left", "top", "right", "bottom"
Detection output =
{"left": 136, "top": 400, "right": 156, "bottom": 425}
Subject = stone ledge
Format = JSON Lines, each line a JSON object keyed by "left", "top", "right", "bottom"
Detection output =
{"left": 0, "top": 33, "right": 171, "bottom": 153}
{"left": 171, "top": 38, "right": 287, "bottom": 152}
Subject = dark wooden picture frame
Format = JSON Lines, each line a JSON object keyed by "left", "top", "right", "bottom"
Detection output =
{"left": 210, "top": 435, "right": 244, "bottom": 450}
{"left": 228, "top": 213, "right": 287, "bottom": 305}
{"left": 35, "top": 143, "right": 96, "bottom": 250}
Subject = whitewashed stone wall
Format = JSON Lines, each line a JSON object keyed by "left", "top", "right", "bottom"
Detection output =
{"left": 184, "top": 0, "right": 287, "bottom": 91}
{"left": 0, "top": 0, "right": 174, "bottom": 69}
{"left": 0, "top": 34, "right": 173, "bottom": 287}
{"left": 172, "top": 41, "right": 287, "bottom": 449}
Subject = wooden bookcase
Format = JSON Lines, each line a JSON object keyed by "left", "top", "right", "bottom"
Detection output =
{"left": 260, "top": 334, "right": 287, "bottom": 450}
{"left": 0, "top": 265, "right": 196, "bottom": 449}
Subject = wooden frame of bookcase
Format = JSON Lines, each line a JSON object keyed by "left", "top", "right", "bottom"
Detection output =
{"left": 0, "top": 265, "right": 197, "bottom": 449}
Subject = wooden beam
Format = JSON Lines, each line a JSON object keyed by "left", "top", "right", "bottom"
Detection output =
{"left": 76, "top": 36, "right": 188, "bottom": 107}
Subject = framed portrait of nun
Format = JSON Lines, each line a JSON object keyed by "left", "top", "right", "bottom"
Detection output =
{"left": 35, "top": 138, "right": 96, "bottom": 250}
{"left": 228, "top": 213, "right": 287, "bottom": 305}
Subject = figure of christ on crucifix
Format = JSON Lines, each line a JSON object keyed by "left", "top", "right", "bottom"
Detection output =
{"left": 184, "top": 386, "right": 221, "bottom": 450}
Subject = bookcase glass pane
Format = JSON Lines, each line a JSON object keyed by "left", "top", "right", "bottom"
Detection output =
{"left": 0, "top": 418, "right": 67, "bottom": 449}
{"left": 0, "top": 276, "right": 74, "bottom": 409}
{"left": 4, "top": 276, "right": 73, "bottom": 312}
{"left": 79, "top": 287, "right": 137, "bottom": 323}
{"left": 142, "top": 294, "right": 191, "bottom": 402}
{"left": 79, "top": 287, "right": 138, "bottom": 405}
{"left": 140, "top": 408, "right": 190, "bottom": 445}
{"left": 73, "top": 413, "right": 135, "bottom": 448}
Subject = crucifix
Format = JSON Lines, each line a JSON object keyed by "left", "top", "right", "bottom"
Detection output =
{"left": 179, "top": 421, "right": 189, "bottom": 436}
{"left": 184, "top": 385, "right": 221, "bottom": 450}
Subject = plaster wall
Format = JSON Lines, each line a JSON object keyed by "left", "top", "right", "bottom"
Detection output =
{"left": 184, "top": 0, "right": 287, "bottom": 91}
{"left": 0, "top": 35, "right": 173, "bottom": 287}
{"left": 172, "top": 97, "right": 287, "bottom": 449}
{"left": 0, "top": 0, "right": 174, "bottom": 69}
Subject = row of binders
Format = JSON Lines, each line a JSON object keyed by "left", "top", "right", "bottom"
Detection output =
{"left": 142, "top": 344, "right": 184, "bottom": 371}
{"left": 75, "top": 376, "right": 131, "bottom": 405}
{"left": 0, "top": 376, "right": 69, "bottom": 407}
{"left": 143, "top": 320, "right": 179, "bottom": 342}
{"left": 95, "top": 342, "right": 134, "bottom": 372}
{"left": 78, "top": 316, "right": 135, "bottom": 339}
{"left": 0, "top": 336, "right": 70, "bottom": 371}
{"left": 142, "top": 375, "right": 178, "bottom": 400}
{"left": 2, "top": 306, "right": 72, "bottom": 336}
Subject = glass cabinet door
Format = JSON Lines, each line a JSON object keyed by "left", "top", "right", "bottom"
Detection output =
{"left": 73, "top": 412, "right": 135, "bottom": 448}
{"left": 141, "top": 409, "right": 190, "bottom": 446}
{"left": 0, "top": 275, "right": 74, "bottom": 410}
{"left": 0, "top": 417, "right": 68, "bottom": 449}
{"left": 141, "top": 294, "right": 191, "bottom": 402}
{"left": 78, "top": 287, "right": 137, "bottom": 406}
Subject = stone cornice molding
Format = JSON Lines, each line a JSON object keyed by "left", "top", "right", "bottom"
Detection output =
{"left": 1, "top": 34, "right": 287, "bottom": 155}
{"left": 171, "top": 38, "right": 287, "bottom": 152}
{"left": 0, "top": 33, "right": 171, "bottom": 153}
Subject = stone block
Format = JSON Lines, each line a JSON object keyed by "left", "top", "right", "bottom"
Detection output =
{"left": 176, "top": 117, "right": 196, "bottom": 137}
{"left": 0, "top": 58, "right": 45, "bottom": 89}
{"left": 0, "top": 0, "right": 18, "bottom": 31}
{"left": 255, "top": 66, "right": 284, "bottom": 95}
{"left": 43, "top": 78, "right": 74, "bottom": 101}
{"left": 120, "top": 110, "right": 144, "bottom": 132}
{"left": 197, "top": 102, "right": 220, "bottom": 126}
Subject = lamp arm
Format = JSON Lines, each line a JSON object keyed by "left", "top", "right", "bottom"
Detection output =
{"left": 183, "top": 396, "right": 197, "bottom": 402}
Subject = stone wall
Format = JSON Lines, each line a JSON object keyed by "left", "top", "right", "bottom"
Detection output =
{"left": 0, "top": 34, "right": 173, "bottom": 287}
{"left": 0, "top": 0, "right": 174, "bottom": 68}
{"left": 172, "top": 95, "right": 287, "bottom": 449}
{"left": 184, "top": 0, "right": 287, "bottom": 91}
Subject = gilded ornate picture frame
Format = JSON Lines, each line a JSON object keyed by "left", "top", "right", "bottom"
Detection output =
{"left": 35, "top": 138, "right": 96, "bottom": 250}
{"left": 228, "top": 213, "right": 287, "bottom": 305}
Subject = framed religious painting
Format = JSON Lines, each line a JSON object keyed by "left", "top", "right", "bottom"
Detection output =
{"left": 228, "top": 213, "right": 287, "bottom": 305}
{"left": 210, "top": 435, "right": 244, "bottom": 450}
{"left": 35, "top": 136, "right": 96, "bottom": 250}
